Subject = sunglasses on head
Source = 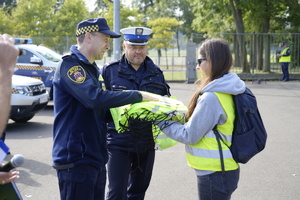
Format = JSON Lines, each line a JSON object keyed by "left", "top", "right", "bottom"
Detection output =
{"left": 197, "top": 58, "right": 207, "bottom": 65}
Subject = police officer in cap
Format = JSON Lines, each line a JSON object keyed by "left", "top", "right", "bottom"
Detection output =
{"left": 52, "top": 19, "right": 157, "bottom": 200}
{"left": 102, "top": 27, "right": 170, "bottom": 200}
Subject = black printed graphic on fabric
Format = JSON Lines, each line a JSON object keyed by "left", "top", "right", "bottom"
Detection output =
{"left": 119, "top": 109, "right": 181, "bottom": 150}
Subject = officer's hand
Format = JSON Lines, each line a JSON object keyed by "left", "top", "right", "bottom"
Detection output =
{"left": 140, "top": 91, "right": 159, "bottom": 101}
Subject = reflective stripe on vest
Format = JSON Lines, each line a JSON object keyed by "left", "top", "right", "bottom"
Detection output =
{"left": 279, "top": 47, "right": 291, "bottom": 62}
{"left": 110, "top": 92, "right": 187, "bottom": 150}
{"left": 186, "top": 92, "right": 238, "bottom": 171}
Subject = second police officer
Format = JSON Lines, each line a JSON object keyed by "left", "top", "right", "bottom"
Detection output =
{"left": 102, "top": 27, "right": 170, "bottom": 200}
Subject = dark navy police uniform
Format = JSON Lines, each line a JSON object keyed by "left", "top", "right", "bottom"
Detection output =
{"left": 52, "top": 45, "right": 143, "bottom": 200}
{"left": 102, "top": 54, "right": 170, "bottom": 200}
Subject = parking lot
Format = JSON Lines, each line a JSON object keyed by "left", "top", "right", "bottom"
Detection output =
{"left": 4, "top": 81, "right": 300, "bottom": 200}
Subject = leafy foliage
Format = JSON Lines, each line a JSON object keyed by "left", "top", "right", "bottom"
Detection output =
{"left": 147, "top": 17, "right": 180, "bottom": 50}
{"left": 0, "top": 7, "right": 13, "bottom": 33}
{"left": 0, "top": 0, "right": 298, "bottom": 57}
{"left": 48, "top": 0, "right": 91, "bottom": 52}
{"left": 12, "top": 0, "right": 57, "bottom": 36}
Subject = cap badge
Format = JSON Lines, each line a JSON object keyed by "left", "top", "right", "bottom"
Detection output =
{"left": 135, "top": 28, "right": 144, "bottom": 36}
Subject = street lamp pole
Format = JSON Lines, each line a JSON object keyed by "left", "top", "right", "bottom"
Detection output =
{"left": 113, "top": 0, "right": 121, "bottom": 60}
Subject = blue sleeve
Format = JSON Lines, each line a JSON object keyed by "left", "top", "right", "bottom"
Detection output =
{"left": 284, "top": 48, "right": 291, "bottom": 56}
{"left": 58, "top": 60, "right": 142, "bottom": 109}
{"left": 154, "top": 65, "right": 171, "bottom": 96}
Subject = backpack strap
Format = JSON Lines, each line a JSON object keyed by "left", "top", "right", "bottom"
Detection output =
{"left": 213, "top": 126, "right": 225, "bottom": 175}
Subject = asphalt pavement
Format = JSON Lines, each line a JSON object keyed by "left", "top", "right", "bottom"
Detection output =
{"left": 4, "top": 80, "right": 300, "bottom": 200}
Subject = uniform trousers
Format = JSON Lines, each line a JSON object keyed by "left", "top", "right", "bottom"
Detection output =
{"left": 281, "top": 62, "right": 290, "bottom": 81}
{"left": 106, "top": 148, "right": 155, "bottom": 200}
{"left": 57, "top": 164, "right": 106, "bottom": 200}
{"left": 197, "top": 168, "right": 240, "bottom": 200}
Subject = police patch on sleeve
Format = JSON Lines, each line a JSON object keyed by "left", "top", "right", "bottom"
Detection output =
{"left": 67, "top": 66, "right": 86, "bottom": 83}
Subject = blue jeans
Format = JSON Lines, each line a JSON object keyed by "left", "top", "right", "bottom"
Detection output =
{"left": 57, "top": 165, "right": 106, "bottom": 200}
{"left": 197, "top": 168, "right": 240, "bottom": 200}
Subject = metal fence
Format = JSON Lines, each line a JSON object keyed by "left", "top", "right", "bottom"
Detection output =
{"left": 31, "top": 33, "right": 300, "bottom": 82}
{"left": 203, "top": 32, "right": 300, "bottom": 73}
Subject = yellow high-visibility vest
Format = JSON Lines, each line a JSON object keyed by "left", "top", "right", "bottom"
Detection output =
{"left": 110, "top": 92, "right": 187, "bottom": 150}
{"left": 279, "top": 47, "right": 291, "bottom": 62}
{"left": 186, "top": 92, "right": 239, "bottom": 171}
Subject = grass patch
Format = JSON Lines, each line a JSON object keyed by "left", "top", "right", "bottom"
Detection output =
{"left": 163, "top": 71, "right": 187, "bottom": 81}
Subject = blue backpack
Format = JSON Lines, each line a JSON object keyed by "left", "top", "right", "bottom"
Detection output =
{"left": 214, "top": 87, "right": 267, "bottom": 171}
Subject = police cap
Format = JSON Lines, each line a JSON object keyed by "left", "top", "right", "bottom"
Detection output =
{"left": 76, "top": 18, "right": 121, "bottom": 38}
{"left": 120, "top": 27, "right": 152, "bottom": 46}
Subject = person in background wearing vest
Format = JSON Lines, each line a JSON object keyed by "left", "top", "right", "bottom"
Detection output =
{"left": 52, "top": 19, "right": 158, "bottom": 200}
{"left": 101, "top": 27, "right": 170, "bottom": 200}
{"left": 277, "top": 42, "right": 291, "bottom": 81}
{"left": 156, "top": 38, "right": 246, "bottom": 200}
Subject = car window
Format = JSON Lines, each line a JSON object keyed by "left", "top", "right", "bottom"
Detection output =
{"left": 17, "top": 49, "right": 34, "bottom": 63}
{"left": 35, "top": 46, "right": 62, "bottom": 62}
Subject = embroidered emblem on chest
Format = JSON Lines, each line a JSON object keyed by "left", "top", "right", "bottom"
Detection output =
{"left": 67, "top": 66, "right": 86, "bottom": 83}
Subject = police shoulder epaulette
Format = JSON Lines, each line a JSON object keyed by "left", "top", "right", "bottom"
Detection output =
{"left": 62, "top": 53, "right": 71, "bottom": 59}
{"left": 153, "top": 64, "right": 163, "bottom": 73}
{"left": 103, "top": 59, "right": 119, "bottom": 68}
{"left": 145, "top": 57, "right": 161, "bottom": 70}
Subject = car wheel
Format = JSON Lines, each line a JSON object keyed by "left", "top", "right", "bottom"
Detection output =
{"left": 10, "top": 114, "right": 35, "bottom": 123}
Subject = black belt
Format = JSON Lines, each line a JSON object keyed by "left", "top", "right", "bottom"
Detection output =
{"left": 53, "top": 163, "right": 75, "bottom": 170}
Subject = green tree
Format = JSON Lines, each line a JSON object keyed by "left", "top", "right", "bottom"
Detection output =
{"left": 145, "top": 0, "right": 185, "bottom": 56}
{"left": 97, "top": 0, "right": 145, "bottom": 56}
{"left": 147, "top": 17, "right": 180, "bottom": 68}
{"left": 229, "top": 0, "right": 249, "bottom": 72}
{"left": 188, "top": 0, "right": 300, "bottom": 72}
{"left": 241, "top": 0, "right": 285, "bottom": 72}
{"left": 92, "top": 0, "right": 112, "bottom": 12}
{"left": 133, "top": 0, "right": 195, "bottom": 56}
{"left": 132, "top": 0, "right": 154, "bottom": 17}
{"left": 0, "top": 0, "right": 17, "bottom": 14}
{"left": 97, "top": 0, "right": 144, "bottom": 28}
{"left": 284, "top": 1, "right": 300, "bottom": 33}
{"left": 187, "top": 0, "right": 247, "bottom": 70}
{"left": 177, "top": 0, "right": 196, "bottom": 39}
{"left": 51, "top": 0, "right": 90, "bottom": 52}
{"left": 12, "top": 0, "right": 57, "bottom": 37}
{"left": 132, "top": 0, "right": 195, "bottom": 36}
{"left": 187, "top": 0, "right": 259, "bottom": 72}
{"left": 188, "top": 0, "right": 234, "bottom": 35}
{"left": 236, "top": 0, "right": 300, "bottom": 72}
{"left": 0, "top": 7, "right": 13, "bottom": 34}
{"left": 119, "top": 6, "right": 144, "bottom": 28}
{"left": 0, "top": 0, "right": 14, "bottom": 6}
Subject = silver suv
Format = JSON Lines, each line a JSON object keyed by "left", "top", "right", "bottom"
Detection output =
{"left": 10, "top": 75, "right": 49, "bottom": 122}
